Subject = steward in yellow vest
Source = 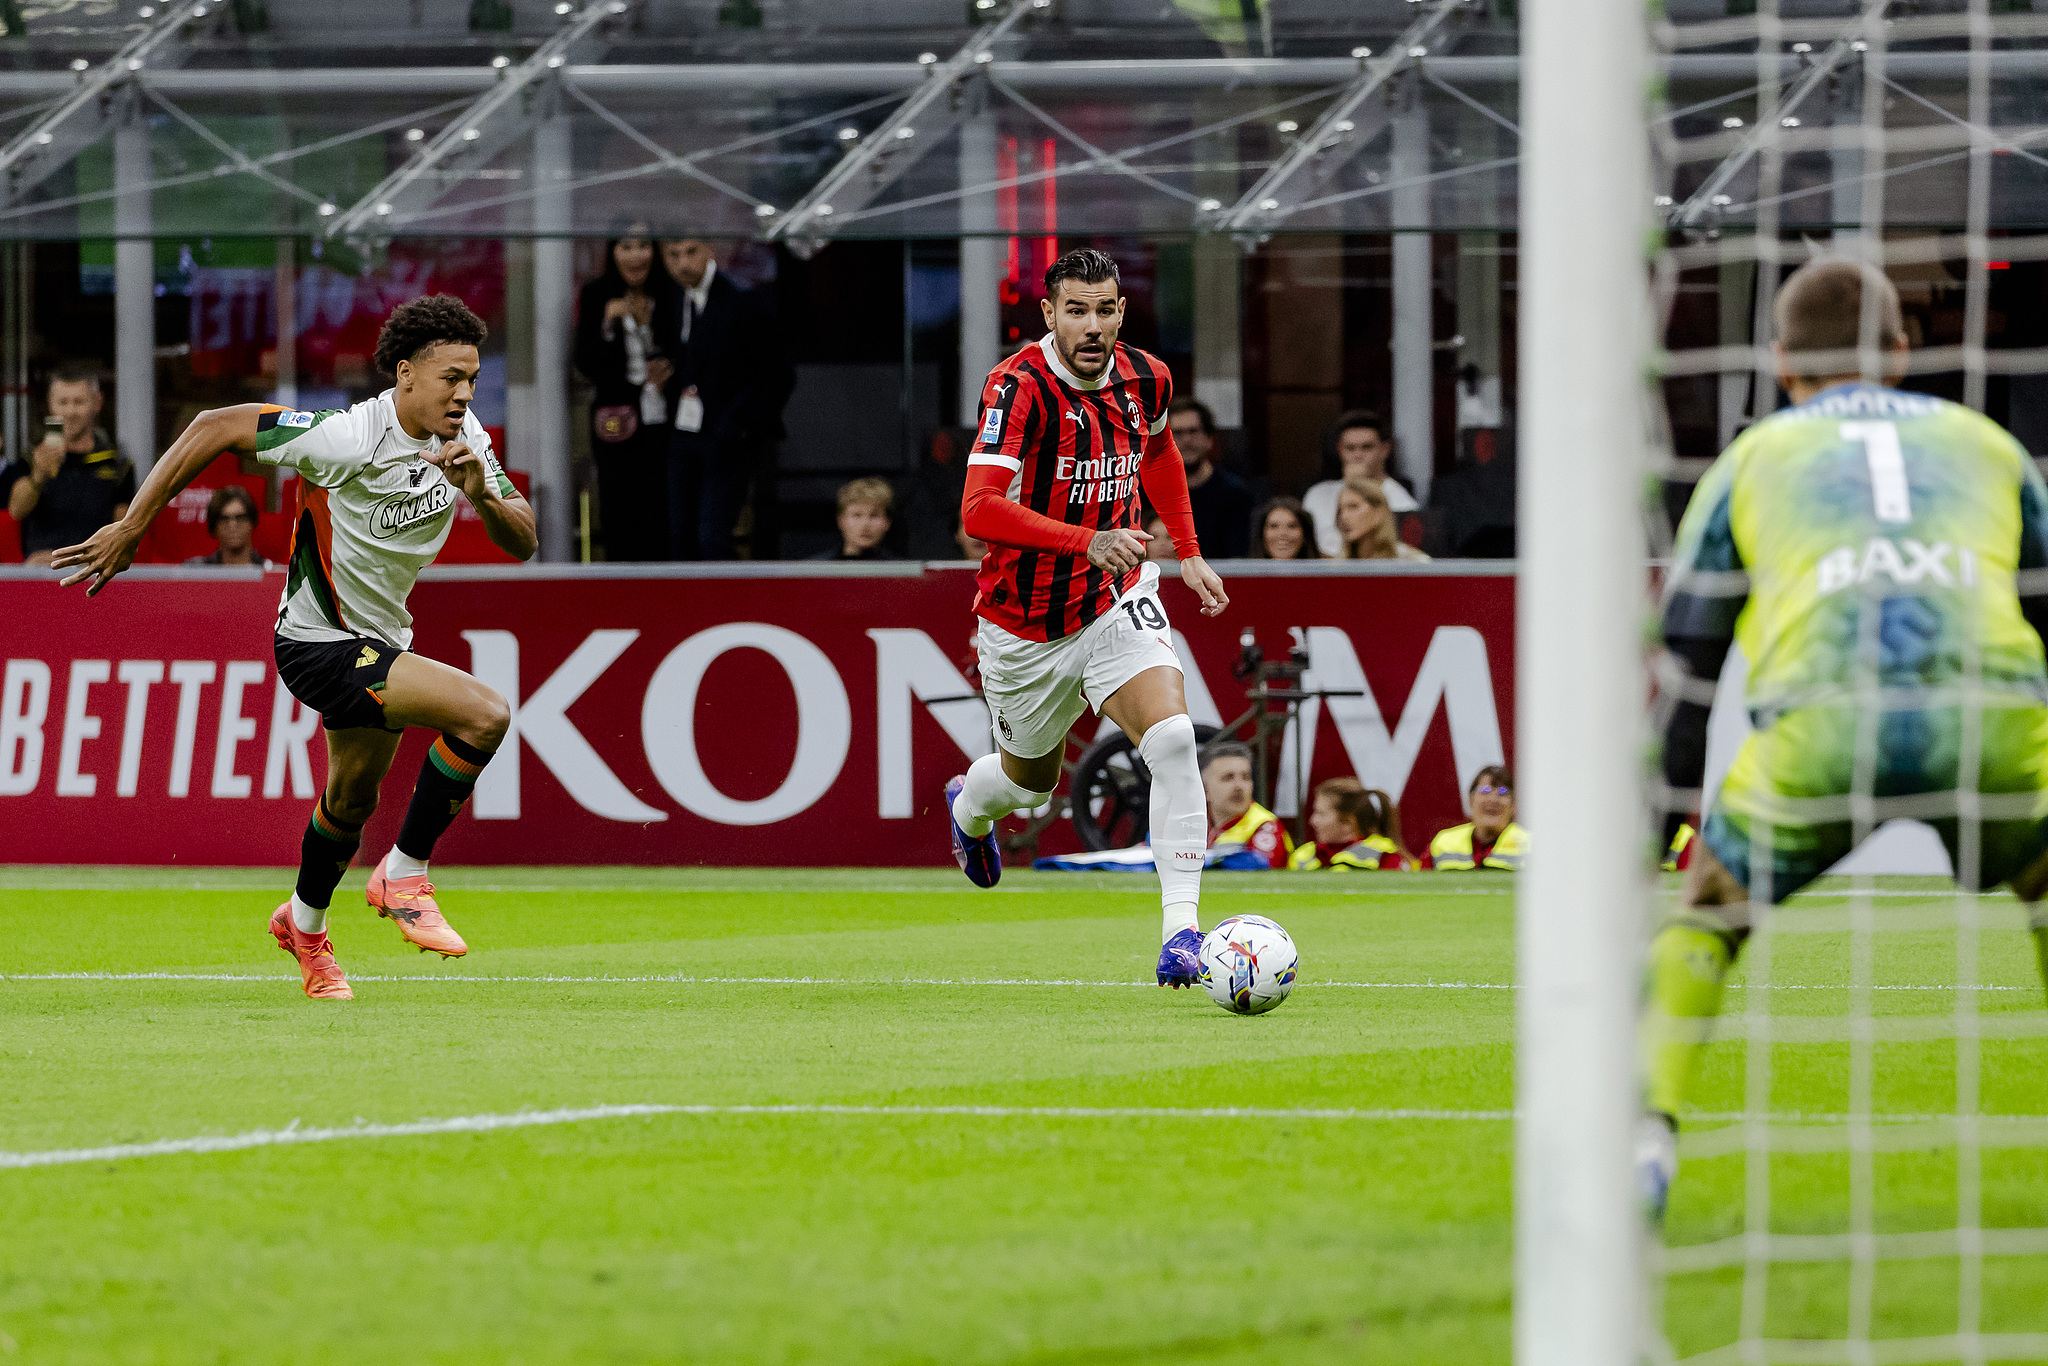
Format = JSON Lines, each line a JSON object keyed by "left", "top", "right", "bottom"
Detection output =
{"left": 1211, "top": 801, "right": 1291, "bottom": 869}
{"left": 1662, "top": 822, "right": 1696, "bottom": 872}
{"left": 1427, "top": 764, "right": 1525, "bottom": 870}
{"left": 1288, "top": 776, "right": 1410, "bottom": 870}
{"left": 1202, "top": 744, "right": 1292, "bottom": 868}
{"left": 1427, "top": 821, "right": 1529, "bottom": 870}
{"left": 1290, "top": 833, "right": 1404, "bottom": 871}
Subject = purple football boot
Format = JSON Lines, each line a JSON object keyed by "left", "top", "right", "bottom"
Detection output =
{"left": 1156, "top": 926, "right": 1203, "bottom": 988}
{"left": 945, "top": 774, "right": 1002, "bottom": 888}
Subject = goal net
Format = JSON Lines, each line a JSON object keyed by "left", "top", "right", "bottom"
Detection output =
{"left": 1641, "top": 1, "right": 2048, "bottom": 1361}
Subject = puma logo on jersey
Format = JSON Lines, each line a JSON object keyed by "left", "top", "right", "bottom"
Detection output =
{"left": 355, "top": 646, "right": 380, "bottom": 669}
{"left": 1064, "top": 409, "right": 1086, "bottom": 424}
{"left": 1816, "top": 537, "right": 1977, "bottom": 595}
{"left": 408, "top": 461, "right": 428, "bottom": 487}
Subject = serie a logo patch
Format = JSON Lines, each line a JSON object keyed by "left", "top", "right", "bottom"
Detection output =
{"left": 278, "top": 410, "right": 315, "bottom": 429}
{"left": 979, "top": 406, "right": 1004, "bottom": 444}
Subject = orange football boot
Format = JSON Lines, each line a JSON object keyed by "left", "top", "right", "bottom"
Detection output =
{"left": 269, "top": 903, "right": 354, "bottom": 1001}
{"left": 365, "top": 862, "right": 469, "bottom": 957}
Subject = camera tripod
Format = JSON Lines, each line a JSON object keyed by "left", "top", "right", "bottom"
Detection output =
{"left": 1000, "top": 630, "right": 1364, "bottom": 857}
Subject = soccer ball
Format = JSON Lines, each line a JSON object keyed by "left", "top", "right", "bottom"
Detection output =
{"left": 1197, "top": 915, "right": 1298, "bottom": 1015}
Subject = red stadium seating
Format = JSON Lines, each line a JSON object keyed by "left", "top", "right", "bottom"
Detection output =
{"left": 254, "top": 475, "right": 298, "bottom": 564}
{"left": 440, "top": 467, "right": 531, "bottom": 564}
{"left": 134, "top": 452, "right": 272, "bottom": 565}
{"left": 0, "top": 509, "right": 21, "bottom": 564}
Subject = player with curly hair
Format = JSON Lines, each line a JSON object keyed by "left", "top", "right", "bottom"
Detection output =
{"left": 54, "top": 294, "right": 537, "bottom": 1001}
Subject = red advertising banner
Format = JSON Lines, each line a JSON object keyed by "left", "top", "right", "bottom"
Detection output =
{"left": 0, "top": 563, "right": 1514, "bottom": 866}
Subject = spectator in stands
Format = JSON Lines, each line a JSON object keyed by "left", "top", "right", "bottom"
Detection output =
{"left": 1143, "top": 513, "right": 1178, "bottom": 563}
{"left": 1302, "top": 411, "right": 1417, "bottom": 557}
{"left": 1427, "top": 765, "right": 1528, "bottom": 870}
{"left": 1204, "top": 741, "right": 1291, "bottom": 869}
{"left": 1335, "top": 477, "right": 1430, "bottom": 561}
{"left": 656, "top": 237, "right": 793, "bottom": 559}
{"left": 183, "top": 486, "right": 271, "bottom": 567}
{"left": 810, "top": 477, "right": 899, "bottom": 561}
{"left": 573, "top": 230, "right": 672, "bottom": 562}
{"left": 5, "top": 366, "right": 134, "bottom": 566}
{"left": 1250, "top": 496, "right": 1321, "bottom": 560}
{"left": 1289, "top": 777, "right": 1408, "bottom": 870}
{"left": 1168, "top": 396, "right": 1252, "bottom": 558}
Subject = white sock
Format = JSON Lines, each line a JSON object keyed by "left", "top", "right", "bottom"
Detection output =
{"left": 1139, "top": 714, "right": 1206, "bottom": 943}
{"left": 952, "top": 753, "right": 1051, "bottom": 838}
{"left": 385, "top": 847, "right": 429, "bottom": 880}
{"left": 290, "top": 893, "right": 327, "bottom": 935}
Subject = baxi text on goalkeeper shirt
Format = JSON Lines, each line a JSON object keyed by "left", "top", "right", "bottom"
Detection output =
{"left": 1664, "top": 381, "right": 2048, "bottom": 719}
{"left": 251, "top": 394, "right": 514, "bottom": 650}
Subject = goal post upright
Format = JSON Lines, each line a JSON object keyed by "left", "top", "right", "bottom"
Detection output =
{"left": 1513, "top": 0, "right": 1653, "bottom": 1360}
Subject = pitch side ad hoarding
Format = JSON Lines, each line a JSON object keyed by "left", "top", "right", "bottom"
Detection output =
{"left": 0, "top": 562, "right": 1514, "bottom": 866}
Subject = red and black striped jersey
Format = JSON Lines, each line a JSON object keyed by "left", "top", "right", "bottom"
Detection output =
{"left": 967, "top": 335, "right": 1175, "bottom": 641}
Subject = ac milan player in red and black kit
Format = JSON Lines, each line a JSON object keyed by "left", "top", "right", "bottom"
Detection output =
{"left": 943, "top": 248, "right": 1229, "bottom": 989}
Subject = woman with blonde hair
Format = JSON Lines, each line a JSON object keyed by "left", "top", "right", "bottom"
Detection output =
{"left": 1334, "top": 476, "right": 1430, "bottom": 561}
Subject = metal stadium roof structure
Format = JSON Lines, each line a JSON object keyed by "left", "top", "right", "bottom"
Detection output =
{"left": 0, "top": 0, "right": 2041, "bottom": 240}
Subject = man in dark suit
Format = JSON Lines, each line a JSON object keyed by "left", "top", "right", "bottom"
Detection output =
{"left": 1168, "top": 396, "right": 1253, "bottom": 559}
{"left": 655, "top": 239, "right": 793, "bottom": 559}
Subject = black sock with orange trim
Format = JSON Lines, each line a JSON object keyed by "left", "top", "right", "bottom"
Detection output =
{"left": 394, "top": 734, "right": 495, "bottom": 862}
{"left": 296, "top": 796, "right": 364, "bottom": 910}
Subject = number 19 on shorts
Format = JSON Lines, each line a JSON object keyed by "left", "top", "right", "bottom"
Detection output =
{"left": 1120, "top": 597, "right": 1167, "bottom": 632}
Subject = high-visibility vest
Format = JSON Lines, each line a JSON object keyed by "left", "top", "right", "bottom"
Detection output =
{"left": 1288, "top": 833, "right": 1402, "bottom": 871}
{"left": 1662, "top": 823, "right": 1696, "bottom": 873}
{"left": 1428, "top": 821, "right": 1529, "bottom": 871}
{"left": 1211, "top": 802, "right": 1292, "bottom": 869}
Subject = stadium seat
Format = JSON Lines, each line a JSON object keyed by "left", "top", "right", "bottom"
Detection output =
{"left": 439, "top": 466, "right": 532, "bottom": 564}
{"left": 0, "top": 510, "right": 20, "bottom": 564}
{"left": 254, "top": 474, "right": 297, "bottom": 564}
{"left": 134, "top": 452, "right": 272, "bottom": 564}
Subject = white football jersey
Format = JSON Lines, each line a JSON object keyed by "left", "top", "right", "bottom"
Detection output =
{"left": 253, "top": 391, "right": 514, "bottom": 649}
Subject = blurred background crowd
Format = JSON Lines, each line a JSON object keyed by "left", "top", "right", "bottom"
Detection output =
{"left": 0, "top": 229, "right": 1520, "bottom": 568}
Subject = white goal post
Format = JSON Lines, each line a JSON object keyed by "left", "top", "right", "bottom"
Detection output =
{"left": 1513, "top": 0, "right": 1654, "bottom": 1361}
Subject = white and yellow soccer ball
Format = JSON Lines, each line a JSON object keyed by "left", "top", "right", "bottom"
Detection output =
{"left": 1197, "top": 915, "right": 1298, "bottom": 1015}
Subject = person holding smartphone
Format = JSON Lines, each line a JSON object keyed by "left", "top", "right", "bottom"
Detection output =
{"left": 4, "top": 365, "right": 135, "bottom": 565}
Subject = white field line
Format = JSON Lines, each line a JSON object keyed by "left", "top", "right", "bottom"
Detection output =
{"left": 1, "top": 972, "right": 1491, "bottom": 987}
{"left": 0, "top": 1103, "right": 1520, "bottom": 1169}
{"left": 12, "top": 1103, "right": 2047, "bottom": 1172}
{"left": 3, "top": 972, "right": 2037, "bottom": 992}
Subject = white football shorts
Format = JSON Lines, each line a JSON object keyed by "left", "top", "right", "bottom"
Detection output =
{"left": 976, "top": 559, "right": 1184, "bottom": 758}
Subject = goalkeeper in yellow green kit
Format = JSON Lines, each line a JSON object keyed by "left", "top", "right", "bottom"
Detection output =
{"left": 1640, "top": 257, "right": 2048, "bottom": 1218}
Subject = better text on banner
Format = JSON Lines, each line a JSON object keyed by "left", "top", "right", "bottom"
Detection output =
{"left": 0, "top": 563, "right": 1514, "bottom": 866}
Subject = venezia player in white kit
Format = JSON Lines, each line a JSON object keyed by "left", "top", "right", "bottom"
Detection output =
{"left": 946, "top": 248, "right": 1229, "bottom": 987}
{"left": 53, "top": 295, "right": 536, "bottom": 1001}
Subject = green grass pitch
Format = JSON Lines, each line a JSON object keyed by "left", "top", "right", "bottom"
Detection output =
{"left": 0, "top": 868, "right": 2042, "bottom": 1364}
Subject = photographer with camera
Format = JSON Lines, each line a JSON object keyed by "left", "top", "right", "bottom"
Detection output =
{"left": 4, "top": 366, "right": 135, "bottom": 566}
